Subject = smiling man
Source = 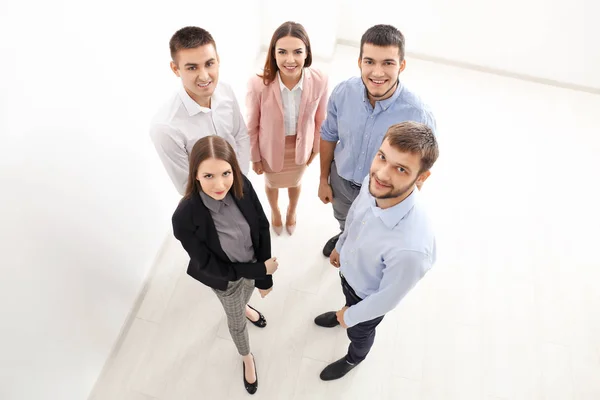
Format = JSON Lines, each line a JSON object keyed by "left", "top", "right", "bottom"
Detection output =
{"left": 318, "top": 24, "right": 436, "bottom": 257}
{"left": 315, "top": 122, "right": 439, "bottom": 381}
{"left": 150, "top": 26, "right": 250, "bottom": 195}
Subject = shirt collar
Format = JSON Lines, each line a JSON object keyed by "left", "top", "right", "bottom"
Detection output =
{"left": 199, "top": 191, "right": 233, "bottom": 213}
{"left": 278, "top": 69, "right": 304, "bottom": 93}
{"left": 361, "top": 79, "right": 404, "bottom": 111}
{"left": 179, "top": 86, "right": 213, "bottom": 116}
{"left": 369, "top": 185, "right": 419, "bottom": 229}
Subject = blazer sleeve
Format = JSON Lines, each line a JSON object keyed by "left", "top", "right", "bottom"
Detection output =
{"left": 172, "top": 200, "right": 268, "bottom": 282}
{"left": 244, "top": 177, "right": 273, "bottom": 290}
{"left": 245, "top": 78, "right": 262, "bottom": 163}
{"left": 313, "top": 74, "right": 329, "bottom": 154}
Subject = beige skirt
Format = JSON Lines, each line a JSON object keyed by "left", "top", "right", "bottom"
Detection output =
{"left": 263, "top": 135, "right": 307, "bottom": 189}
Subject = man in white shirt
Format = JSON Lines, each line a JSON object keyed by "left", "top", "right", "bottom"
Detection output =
{"left": 150, "top": 26, "right": 250, "bottom": 195}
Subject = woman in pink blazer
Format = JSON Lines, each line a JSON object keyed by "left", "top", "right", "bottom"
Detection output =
{"left": 246, "top": 21, "right": 328, "bottom": 235}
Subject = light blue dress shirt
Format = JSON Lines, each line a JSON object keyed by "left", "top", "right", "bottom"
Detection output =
{"left": 335, "top": 175, "right": 436, "bottom": 327}
{"left": 320, "top": 77, "right": 436, "bottom": 185}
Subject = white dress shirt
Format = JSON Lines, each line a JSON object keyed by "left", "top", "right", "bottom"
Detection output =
{"left": 278, "top": 70, "right": 304, "bottom": 136}
{"left": 150, "top": 82, "right": 250, "bottom": 195}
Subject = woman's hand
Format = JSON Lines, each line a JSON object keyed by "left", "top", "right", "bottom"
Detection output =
{"left": 265, "top": 257, "right": 279, "bottom": 275}
{"left": 252, "top": 161, "right": 264, "bottom": 175}
{"left": 258, "top": 287, "right": 273, "bottom": 298}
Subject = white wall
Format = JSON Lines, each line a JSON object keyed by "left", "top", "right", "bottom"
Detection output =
{"left": 0, "top": 2, "right": 260, "bottom": 399}
{"left": 337, "top": 0, "right": 599, "bottom": 89}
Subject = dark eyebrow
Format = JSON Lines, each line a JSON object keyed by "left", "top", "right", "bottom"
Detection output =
{"left": 363, "top": 57, "right": 397, "bottom": 63}
{"left": 184, "top": 58, "right": 216, "bottom": 67}
{"left": 201, "top": 168, "right": 231, "bottom": 175}
{"left": 277, "top": 48, "right": 303, "bottom": 51}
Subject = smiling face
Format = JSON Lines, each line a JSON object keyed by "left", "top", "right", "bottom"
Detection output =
{"left": 358, "top": 43, "right": 406, "bottom": 104}
{"left": 274, "top": 35, "right": 307, "bottom": 82}
{"left": 196, "top": 157, "right": 233, "bottom": 200}
{"left": 170, "top": 43, "right": 219, "bottom": 107}
{"left": 368, "top": 138, "right": 430, "bottom": 208}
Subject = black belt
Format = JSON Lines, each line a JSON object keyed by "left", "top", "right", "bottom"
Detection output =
{"left": 340, "top": 272, "right": 363, "bottom": 302}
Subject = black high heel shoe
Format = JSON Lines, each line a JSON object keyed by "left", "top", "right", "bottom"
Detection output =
{"left": 243, "top": 354, "right": 258, "bottom": 395}
{"left": 246, "top": 304, "right": 267, "bottom": 328}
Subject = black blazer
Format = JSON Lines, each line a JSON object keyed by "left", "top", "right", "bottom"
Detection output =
{"left": 171, "top": 176, "right": 273, "bottom": 291}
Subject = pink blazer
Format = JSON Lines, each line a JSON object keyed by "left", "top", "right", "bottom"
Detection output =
{"left": 245, "top": 67, "right": 329, "bottom": 172}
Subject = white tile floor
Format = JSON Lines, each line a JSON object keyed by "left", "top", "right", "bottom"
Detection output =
{"left": 89, "top": 46, "right": 600, "bottom": 400}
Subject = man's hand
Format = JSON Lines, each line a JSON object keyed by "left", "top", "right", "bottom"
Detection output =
{"left": 258, "top": 287, "right": 272, "bottom": 298}
{"left": 336, "top": 306, "right": 349, "bottom": 328}
{"left": 330, "top": 249, "right": 340, "bottom": 268}
{"left": 318, "top": 179, "right": 333, "bottom": 204}
{"left": 252, "top": 161, "right": 264, "bottom": 175}
{"left": 306, "top": 152, "right": 317, "bottom": 166}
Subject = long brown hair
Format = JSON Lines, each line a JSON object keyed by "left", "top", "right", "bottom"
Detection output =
{"left": 183, "top": 136, "right": 244, "bottom": 200}
{"left": 260, "top": 21, "right": 312, "bottom": 86}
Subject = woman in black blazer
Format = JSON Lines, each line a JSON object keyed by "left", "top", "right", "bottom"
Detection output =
{"left": 172, "top": 135, "right": 278, "bottom": 395}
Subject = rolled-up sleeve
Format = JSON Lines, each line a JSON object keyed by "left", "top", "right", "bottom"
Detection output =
{"left": 320, "top": 83, "right": 342, "bottom": 142}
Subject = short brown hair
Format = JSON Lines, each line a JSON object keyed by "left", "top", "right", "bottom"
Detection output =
{"left": 383, "top": 122, "right": 438, "bottom": 173}
{"left": 169, "top": 26, "right": 216, "bottom": 62}
{"left": 183, "top": 136, "right": 244, "bottom": 200}
{"left": 360, "top": 24, "right": 405, "bottom": 62}
{"left": 260, "top": 21, "right": 313, "bottom": 86}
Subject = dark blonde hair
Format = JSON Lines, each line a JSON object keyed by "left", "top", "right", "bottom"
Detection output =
{"left": 260, "top": 21, "right": 312, "bottom": 86}
{"left": 383, "top": 122, "right": 439, "bottom": 173}
{"left": 183, "top": 136, "right": 244, "bottom": 200}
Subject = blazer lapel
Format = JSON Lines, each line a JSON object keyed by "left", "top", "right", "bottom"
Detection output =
{"left": 232, "top": 188, "right": 260, "bottom": 249}
{"left": 297, "top": 71, "right": 311, "bottom": 127}
{"left": 190, "top": 191, "right": 232, "bottom": 262}
{"left": 272, "top": 78, "right": 284, "bottom": 116}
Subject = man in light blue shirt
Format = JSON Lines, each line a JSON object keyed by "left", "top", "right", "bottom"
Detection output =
{"left": 314, "top": 121, "right": 439, "bottom": 381}
{"left": 318, "top": 24, "right": 436, "bottom": 257}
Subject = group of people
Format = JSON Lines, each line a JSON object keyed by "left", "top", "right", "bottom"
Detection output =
{"left": 150, "top": 22, "right": 439, "bottom": 395}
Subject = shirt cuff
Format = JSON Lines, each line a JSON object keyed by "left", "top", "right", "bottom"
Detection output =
{"left": 335, "top": 242, "right": 343, "bottom": 255}
{"left": 343, "top": 307, "right": 358, "bottom": 328}
{"left": 320, "top": 130, "right": 338, "bottom": 142}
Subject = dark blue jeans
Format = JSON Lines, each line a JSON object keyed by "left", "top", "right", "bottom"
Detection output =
{"left": 340, "top": 274, "right": 385, "bottom": 364}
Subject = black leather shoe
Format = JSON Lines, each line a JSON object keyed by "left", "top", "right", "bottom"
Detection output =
{"left": 243, "top": 354, "right": 258, "bottom": 394}
{"left": 246, "top": 304, "right": 267, "bottom": 328}
{"left": 320, "top": 356, "right": 358, "bottom": 381}
{"left": 322, "top": 233, "right": 341, "bottom": 257}
{"left": 314, "top": 311, "right": 340, "bottom": 328}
